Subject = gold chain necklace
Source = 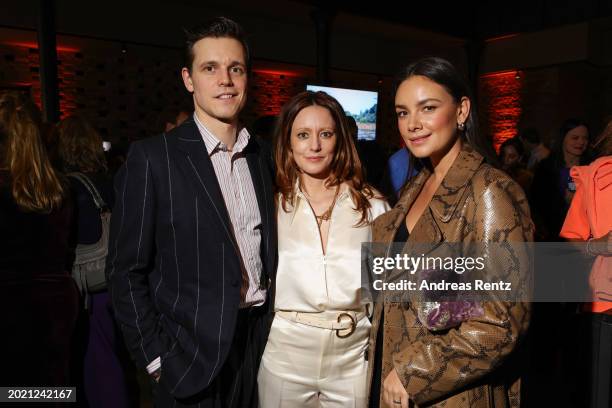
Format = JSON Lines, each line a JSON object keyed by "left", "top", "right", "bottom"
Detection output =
{"left": 313, "top": 185, "right": 340, "bottom": 228}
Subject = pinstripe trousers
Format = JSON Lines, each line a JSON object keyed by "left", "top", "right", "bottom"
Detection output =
{"left": 153, "top": 307, "right": 268, "bottom": 408}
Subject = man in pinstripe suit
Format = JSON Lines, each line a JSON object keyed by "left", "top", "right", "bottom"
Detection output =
{"left": 107, "top": 17, "right": 276, "bottom": 407}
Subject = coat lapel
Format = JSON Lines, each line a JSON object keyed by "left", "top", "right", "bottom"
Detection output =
{"left": 244, "top": 138, "right": 273, "bottom": 288}
{"left": 380, "top": 167, "right": 443, "bottom": 248}
{"left": 385, "top": 143, "right": 484, "bottom": 248}
{"left": 175, "top": 118, "right": 238, "bottom": 252}
{"left": 386, "top": 168, "right": 429, "bottom": 241}
{"left": 429, "top": 143, "right": 484, "bottom": 223}
{"left": 382, "top": 167, "right": 444, "bottom": 284}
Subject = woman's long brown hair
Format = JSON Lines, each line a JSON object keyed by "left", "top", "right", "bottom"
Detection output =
{"left": 274, "top": 90, "right": 375, "bottom": 226}
{"left": 56, "top": 115, "right": 107, "bottom": 173}
{"left": 0, "top": 91, "right": 65, "bottom": 212}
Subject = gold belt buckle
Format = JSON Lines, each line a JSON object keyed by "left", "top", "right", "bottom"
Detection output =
{"left": 336, "top": 312, "right": 356, "bottom": 338}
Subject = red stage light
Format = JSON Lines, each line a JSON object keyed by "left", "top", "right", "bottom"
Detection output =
{"left": 3, "top": 41, "right": 80, "bottom": 53}
{"left": 251, "top": 69, "right": 300, "bottom": 77}
{"left": 480, "top": 70, "right": 523, "bottom": 153}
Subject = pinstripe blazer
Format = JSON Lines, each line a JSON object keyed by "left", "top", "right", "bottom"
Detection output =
{"left": 106, "top": 117, "right": 277, "bottom": 399}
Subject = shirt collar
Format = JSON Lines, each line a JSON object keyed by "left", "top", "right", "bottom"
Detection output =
{"left": 290, "top": 180, "right": 351, "bottom": 224}
{"left": 193, "top": 111, "right": 250, "bottom": 156}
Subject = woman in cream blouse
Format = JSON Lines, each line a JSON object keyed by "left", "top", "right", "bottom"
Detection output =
{"left": 258, "top": 91, "right": 389, "bottom": 407}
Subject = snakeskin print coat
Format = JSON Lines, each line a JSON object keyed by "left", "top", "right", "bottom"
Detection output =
{"left": 366, "top": 143, "right": 534, "bottom": 407}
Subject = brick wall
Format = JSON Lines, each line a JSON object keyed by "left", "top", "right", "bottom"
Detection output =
{"left": 1, "top": 41, "right": 192, "bottom": 143}
{"left": 478, "top": 70, "right": 523, "bottom": 152}
{"left": 244, "top": 70, "right": 306, "bottom": 125}
{"left": 478, "top": 61, "right": 612, "bottom": 151}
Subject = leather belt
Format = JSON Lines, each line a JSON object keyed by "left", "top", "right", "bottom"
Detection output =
{"left": 276, "top": 309, "right": 366, "bottom": 338}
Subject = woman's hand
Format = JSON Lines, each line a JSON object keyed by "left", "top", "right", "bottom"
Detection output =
{"left": 383, "top": 368, "right": 409, "bottom": 408}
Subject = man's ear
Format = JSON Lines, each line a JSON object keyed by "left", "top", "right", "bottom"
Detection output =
{"left": 181, "top": 67, "right": 194, "bottom": 93}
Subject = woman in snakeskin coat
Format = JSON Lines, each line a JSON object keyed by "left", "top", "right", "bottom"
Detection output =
{"left": 366, "top": 57, "right": 534, "bottom": 408}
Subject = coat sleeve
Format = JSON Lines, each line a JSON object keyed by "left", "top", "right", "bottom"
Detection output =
{"left": 393, "top": 175, "right": 533, "bottom": 405}
{"left": 560, "top": 167, "right": 589, "bottom": 240}
{"left": 106, "top": 141, "right": 165, "bottom": 370}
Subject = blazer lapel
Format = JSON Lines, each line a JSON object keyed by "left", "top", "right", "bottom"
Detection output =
{"left": 175, "top": 118, "right": 238, "bottom": 251}
{"left": 244, "top": 138, "right": 273, "bottom": 288}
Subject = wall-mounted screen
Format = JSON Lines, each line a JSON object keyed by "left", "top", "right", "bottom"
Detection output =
{"left": 306, "top": 85, "right": 377, "bottom": 141}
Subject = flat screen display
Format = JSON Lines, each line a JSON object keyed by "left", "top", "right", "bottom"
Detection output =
{"left": 306, "top": 85, "right": 377, "bottom": 141}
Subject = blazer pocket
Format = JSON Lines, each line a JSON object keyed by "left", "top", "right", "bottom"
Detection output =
{"left": 158, "top": 314, "right": 184, "bottom": 359}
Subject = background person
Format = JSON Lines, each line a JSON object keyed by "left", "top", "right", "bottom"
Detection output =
{"left": 0, "top": 91, "right": 79, "bottom": 388}
{"left": 560, "top": 119, "right": 612, "bottom": 408}
{"left": 56, "top": 115, "right": 130, "bottom": 408}
{"left": 530, "top": 118, "right": 591, "bottom": 241}
{"left": 156, "top": 107, "right": 190, "bottom": 133}
{"left": 499, "top": 137, "right": 533, "bottom": 192}
{"left": 518, "top": 127, "right": 550, "bottom": 170}
{"left": 379, "top": 146, "right": 421, "bottom": 206}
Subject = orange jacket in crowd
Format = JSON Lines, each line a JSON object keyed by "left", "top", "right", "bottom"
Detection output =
{"left": 560, "top": 155, "right": 612, "bottom": 313}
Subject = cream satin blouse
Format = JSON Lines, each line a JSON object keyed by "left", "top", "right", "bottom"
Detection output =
{"left": 275, "top": 186, "right": 390, "bottom": 313}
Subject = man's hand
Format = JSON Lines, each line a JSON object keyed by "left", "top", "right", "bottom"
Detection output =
{"left": 151, "top": 368, "right": 161, "bottom": 383}
{"left": 383, "top": 367, "right": 409, "bottom": 408}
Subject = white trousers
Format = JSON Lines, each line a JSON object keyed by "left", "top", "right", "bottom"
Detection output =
{"left": 258, "top": 313, "right": 370, "bottom": 408}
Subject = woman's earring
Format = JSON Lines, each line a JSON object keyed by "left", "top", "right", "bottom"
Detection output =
{"left": 457, "top": 122, "right": 465, "bottom": 131}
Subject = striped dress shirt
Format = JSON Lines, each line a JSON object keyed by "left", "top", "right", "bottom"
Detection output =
{"left": 193, "top": 113, "right": 266, "bottom": 308}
